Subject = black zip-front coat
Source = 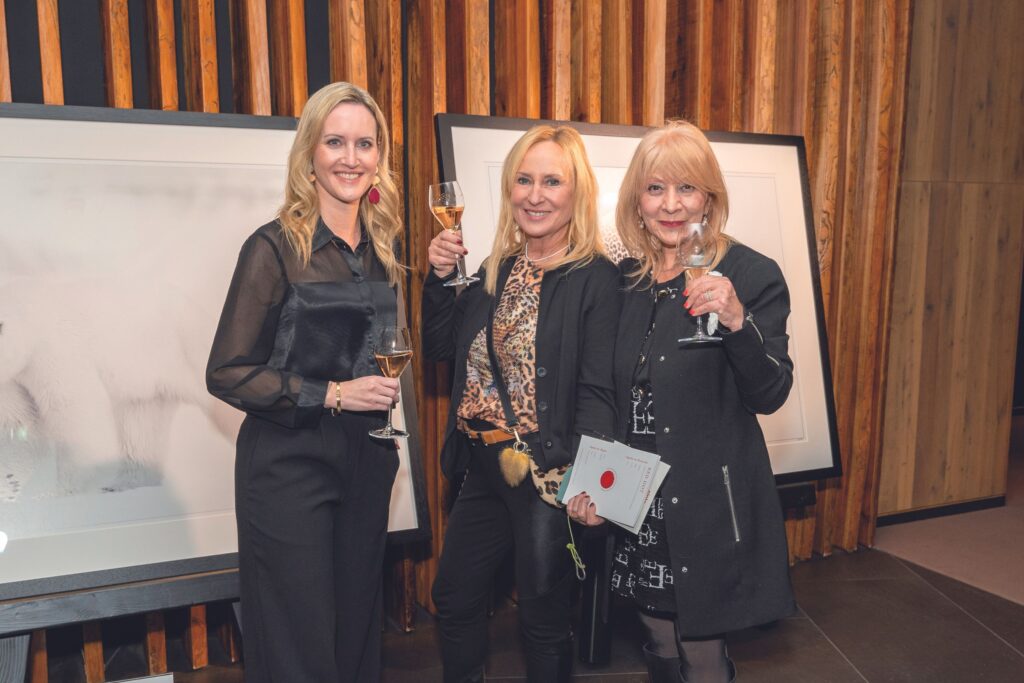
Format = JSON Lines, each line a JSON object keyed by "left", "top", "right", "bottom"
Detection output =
{"left": 613, "top": 244, "right": 796, "bottom": 636}
{"left": 422, "top": 255, "right": 622, "bottom": 479}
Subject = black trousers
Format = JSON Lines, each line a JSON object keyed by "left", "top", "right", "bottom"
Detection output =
{"left": 235, "top": 411, "right": 398, "bottom": 683}
{"left": 432, "top": 435, "right": 575, "bottom": 682}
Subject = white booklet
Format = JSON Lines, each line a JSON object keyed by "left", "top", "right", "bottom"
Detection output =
{"left": 558, "top": 436, "right": 670, "bottom": 533}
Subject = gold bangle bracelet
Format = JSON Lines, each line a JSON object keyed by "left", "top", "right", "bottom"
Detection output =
{"left": 333, "top": 381, "right": 342, "bottom": 416}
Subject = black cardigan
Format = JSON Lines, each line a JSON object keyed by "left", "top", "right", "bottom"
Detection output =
{"left": 422, "top": 255, "right": 622, "bottom": 478}
{"left": 613, "top": 244, "right": 797, "bottom": 636}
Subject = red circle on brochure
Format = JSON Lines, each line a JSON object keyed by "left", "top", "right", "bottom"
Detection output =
{"left": 600, "top": 470, "right": 615, "bottom": 489}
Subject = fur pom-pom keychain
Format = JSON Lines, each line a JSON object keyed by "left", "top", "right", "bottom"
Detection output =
{"left": 499, "top": 430, "right": 531, "bottom": 486}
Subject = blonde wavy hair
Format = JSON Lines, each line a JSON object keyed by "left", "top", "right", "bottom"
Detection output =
{"left": 483, "top": 125, "right": 603, "bottom": 294}
{"left": 616, "top": 120, "right": 732, "bottom": 287}
{"left": 277, "top": 82, "right": 403, "bottom": 285}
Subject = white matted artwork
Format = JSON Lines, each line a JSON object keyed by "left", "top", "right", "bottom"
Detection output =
{"left": 0, "top": 105, "right": 428, "bottom": 597}
{"left": 436, "top": 113, "right": 840, "bottom": 483}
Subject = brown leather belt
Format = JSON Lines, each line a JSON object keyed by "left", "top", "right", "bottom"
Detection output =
{"left": 461, "top": 426, "right": 517, "bottom": 445}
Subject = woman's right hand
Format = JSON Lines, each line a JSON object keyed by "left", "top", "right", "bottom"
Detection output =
{"left": 427, "top": 229, "right": 468, "bottom": 278}
{"left": 325, "top": 376, "right": 400, "bottom": 412}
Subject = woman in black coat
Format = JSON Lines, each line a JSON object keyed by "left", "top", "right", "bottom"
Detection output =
{"left": 423, "top": 124, "right": 621, "bottom": 682}
{"left": 567, "top": 121, "right": 796, "bottom": 682}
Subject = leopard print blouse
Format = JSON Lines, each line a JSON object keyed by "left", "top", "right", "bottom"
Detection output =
{"left": 457, "top": 254, "right": 541, "bottom": 433}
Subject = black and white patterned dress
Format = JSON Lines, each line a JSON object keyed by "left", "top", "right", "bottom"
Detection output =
{"left": 609, "top": 277, "right": 683, "bottom": 614}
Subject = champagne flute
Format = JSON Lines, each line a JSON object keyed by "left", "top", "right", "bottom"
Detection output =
{"left": 428, "top": 180, "right": 479, "bottom": 287}
{"left": 677, "top": 221, "right": 721, "bottom": 346}
{"left": 369, "top": 326, "right": 413, "bottom": 439}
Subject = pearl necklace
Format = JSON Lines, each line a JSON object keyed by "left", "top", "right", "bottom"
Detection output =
{"left": 524, "top": 242, "right": 570, "bottom": 264}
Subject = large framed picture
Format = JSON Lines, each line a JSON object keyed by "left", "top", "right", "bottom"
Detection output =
{"left": 435, "top": 113, "right": 841, "bottom": 485}
{"left": 0, "top": 104, "right": 429, "bottom": 612}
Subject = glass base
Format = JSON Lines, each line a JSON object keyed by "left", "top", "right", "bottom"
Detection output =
{"left": 678, "top": 334, "right": 722, "bottom": 346}
{"left": 369, "top": 426, "right": 408, "bottom": 440}
{"left": 443, "top": 274, "right": 480, "bottom": 287}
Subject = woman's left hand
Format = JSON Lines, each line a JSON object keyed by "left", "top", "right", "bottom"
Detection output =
{"left": 566, "top": 493, "right": 605, "bottom": 526}
{"left": 684, "top": 273, "right": 745, "bottom": 330}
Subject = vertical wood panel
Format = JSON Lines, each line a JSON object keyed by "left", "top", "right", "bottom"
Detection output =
{"left": 100, "top": 0, "right": 133, "bottom": 108}
{"left": 708, "top": 0, "right": 744, "bottom": 131}
{"left": 542, "top": 0, "right": 571, "bottom": 120}
{"left": 145, "top": 611, "right": 168, "bottom": 673}
{"left": 495, "top": 1, "right": 540, "bottom": 118}
{"left": 635, "top": 0, "right": 666, "bottom": 126}
{"left": 446, "top": 0, "right": 489, "bottom": 115}
{"left": 36, "top": 0, "right": 63, "bottom": 104}
{"left": 182, "top": 0, "right": 220, "bottom": 112}
{"left": 750, "top": 0, "right": 777, "bottom": 132}
{"left": 406, "top": 0, "right": 448, "bottom": 613}
{"left": 601, "top": 0, "right": 632, "bottom": 124}
{"left": 878, "top": 0, "right": 1022, "bottom": 521}
{"left": 186, "top": 604, "right": 209, "bottom": 669}
{"left": 269, "top": 0, "right": 308, "bottom": 116}
{"left": 147, "top": 0, "right": 179, "bottom": 109}
{"left": 570, "top": 0, "right": 601, "bottom": 121}
{"left": 29, "top": 630, "right": 46, "bottom": 683}
{"left": 230, "top": 0, "right": 272, "bottom": 115}
{"left": 0, "top": 0, "right": 10, "bottom": 102}
{"left": 82, "top": 622, "right": 104, "bottom": 683}
{"left": 330, "top": 0, "right": 369, "bottom": 88}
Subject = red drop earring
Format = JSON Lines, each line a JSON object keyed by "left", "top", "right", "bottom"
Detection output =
{"left": 367, "top": 173, "right": 381, "bottom": 205}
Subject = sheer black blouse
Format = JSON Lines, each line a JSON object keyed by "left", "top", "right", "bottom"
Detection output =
{"left": 207, "top": 218, "right": 395, "bottom": 430}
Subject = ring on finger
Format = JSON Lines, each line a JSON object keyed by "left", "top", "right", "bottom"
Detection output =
{"left": 703, "top": 290, "right": 713, "bottom": 303}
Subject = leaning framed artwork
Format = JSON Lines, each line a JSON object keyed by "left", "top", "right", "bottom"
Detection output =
{"left": 0, "top": 104, "right": 429, "bottom": 609}
{"left": 435, "top": 113, "right": 841, "bottom": 485}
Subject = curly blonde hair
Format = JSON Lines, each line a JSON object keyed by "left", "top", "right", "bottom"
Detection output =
{"left": 483, "top": 125, "right": 603, "bottom": 294}
{"left": 616, "top": 120, "right": 732, "bottom": 287}
{"left": 277, "top": 82, "right": 403, "bottom": 285}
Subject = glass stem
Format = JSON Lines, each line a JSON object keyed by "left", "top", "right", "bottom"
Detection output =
{"left": 697, "top": 313, "right": 707, "bottom": 337}
{"left": 384, "top": 402, "right": 395, "bottom": 433}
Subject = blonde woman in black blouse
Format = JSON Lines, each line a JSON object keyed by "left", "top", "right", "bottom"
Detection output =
{"left": 423, "top": 125, "right": 621, "bottom": 682}
{"left": 207, "top": 82, "right": 403, "bottom": 683}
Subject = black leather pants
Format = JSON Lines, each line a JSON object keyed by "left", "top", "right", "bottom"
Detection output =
{"left": 432, "top": 435, "right": 575, "bottom": 682}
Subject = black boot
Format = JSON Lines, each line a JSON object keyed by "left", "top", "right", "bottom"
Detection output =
{"left": 643, "top": 643, "right": 684, "bottom": 682}
{"left": 525, "top": 638, "right": 572, "bottom": 682}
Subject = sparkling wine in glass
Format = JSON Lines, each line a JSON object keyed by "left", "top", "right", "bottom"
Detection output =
{"left": 428, "top": 180, "right": 479, "bottom": 287}
{"left": 369, "top": 326, "right": 413, "bottom": 439}
{"left": 677, "top": 221, "right": 721, "bottom": 346}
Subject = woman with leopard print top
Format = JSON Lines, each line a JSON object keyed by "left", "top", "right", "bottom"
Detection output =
{"left": 422, "top": 125, "right": 621, "bottom": 682}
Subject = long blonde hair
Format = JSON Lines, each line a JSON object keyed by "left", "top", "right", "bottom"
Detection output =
{"left": 483, "top": 125, "right": 603, "bottom": 294}
{"left": 277, "top": 82, "right": 403, "bottom": 285}
{"left": 616, "top": 120, "right": 732, "bottom": 287}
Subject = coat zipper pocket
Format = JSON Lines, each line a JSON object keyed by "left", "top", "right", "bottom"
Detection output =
{"left": 722, "top": 465, "right": 741, "bottom": 542}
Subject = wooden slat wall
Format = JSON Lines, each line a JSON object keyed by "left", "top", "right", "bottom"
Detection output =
{"left": 147, "top": 0, "right": 179, "bottom": 110}
{"left": 100, "top": 0, "right": 133, "bottom": 108}
{"left": 181, "top": 0, "right": 219, "bottom": 112}
{"left": 878, "top": 0, "right": 1024, "bottom": 517}
{"left": 269, "top": 0, "right": 308, "bottom": 116}
{"left": 0, "top": 0, "right": 918, "bottom": 653}
{"left": 36, "top": 0, "right": 63, "bottom": 104}
{"left": 0, "top": 0, "right": 9, "bottom": 102}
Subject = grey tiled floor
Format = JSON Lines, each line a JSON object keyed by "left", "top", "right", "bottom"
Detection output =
{"left": 42, "top": 549, "right": 1024, "bottom": 682}
{"left": 377, "top": 550, "right": 1024, "bottom": 683}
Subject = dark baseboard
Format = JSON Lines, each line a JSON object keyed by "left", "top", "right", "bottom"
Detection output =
{"left": 876, "top": 496, "right": 1006, "bottom": 527}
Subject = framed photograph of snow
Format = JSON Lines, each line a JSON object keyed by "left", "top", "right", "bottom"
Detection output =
{"left": 0, "top": 104, "right": 429, "bottom": 609}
